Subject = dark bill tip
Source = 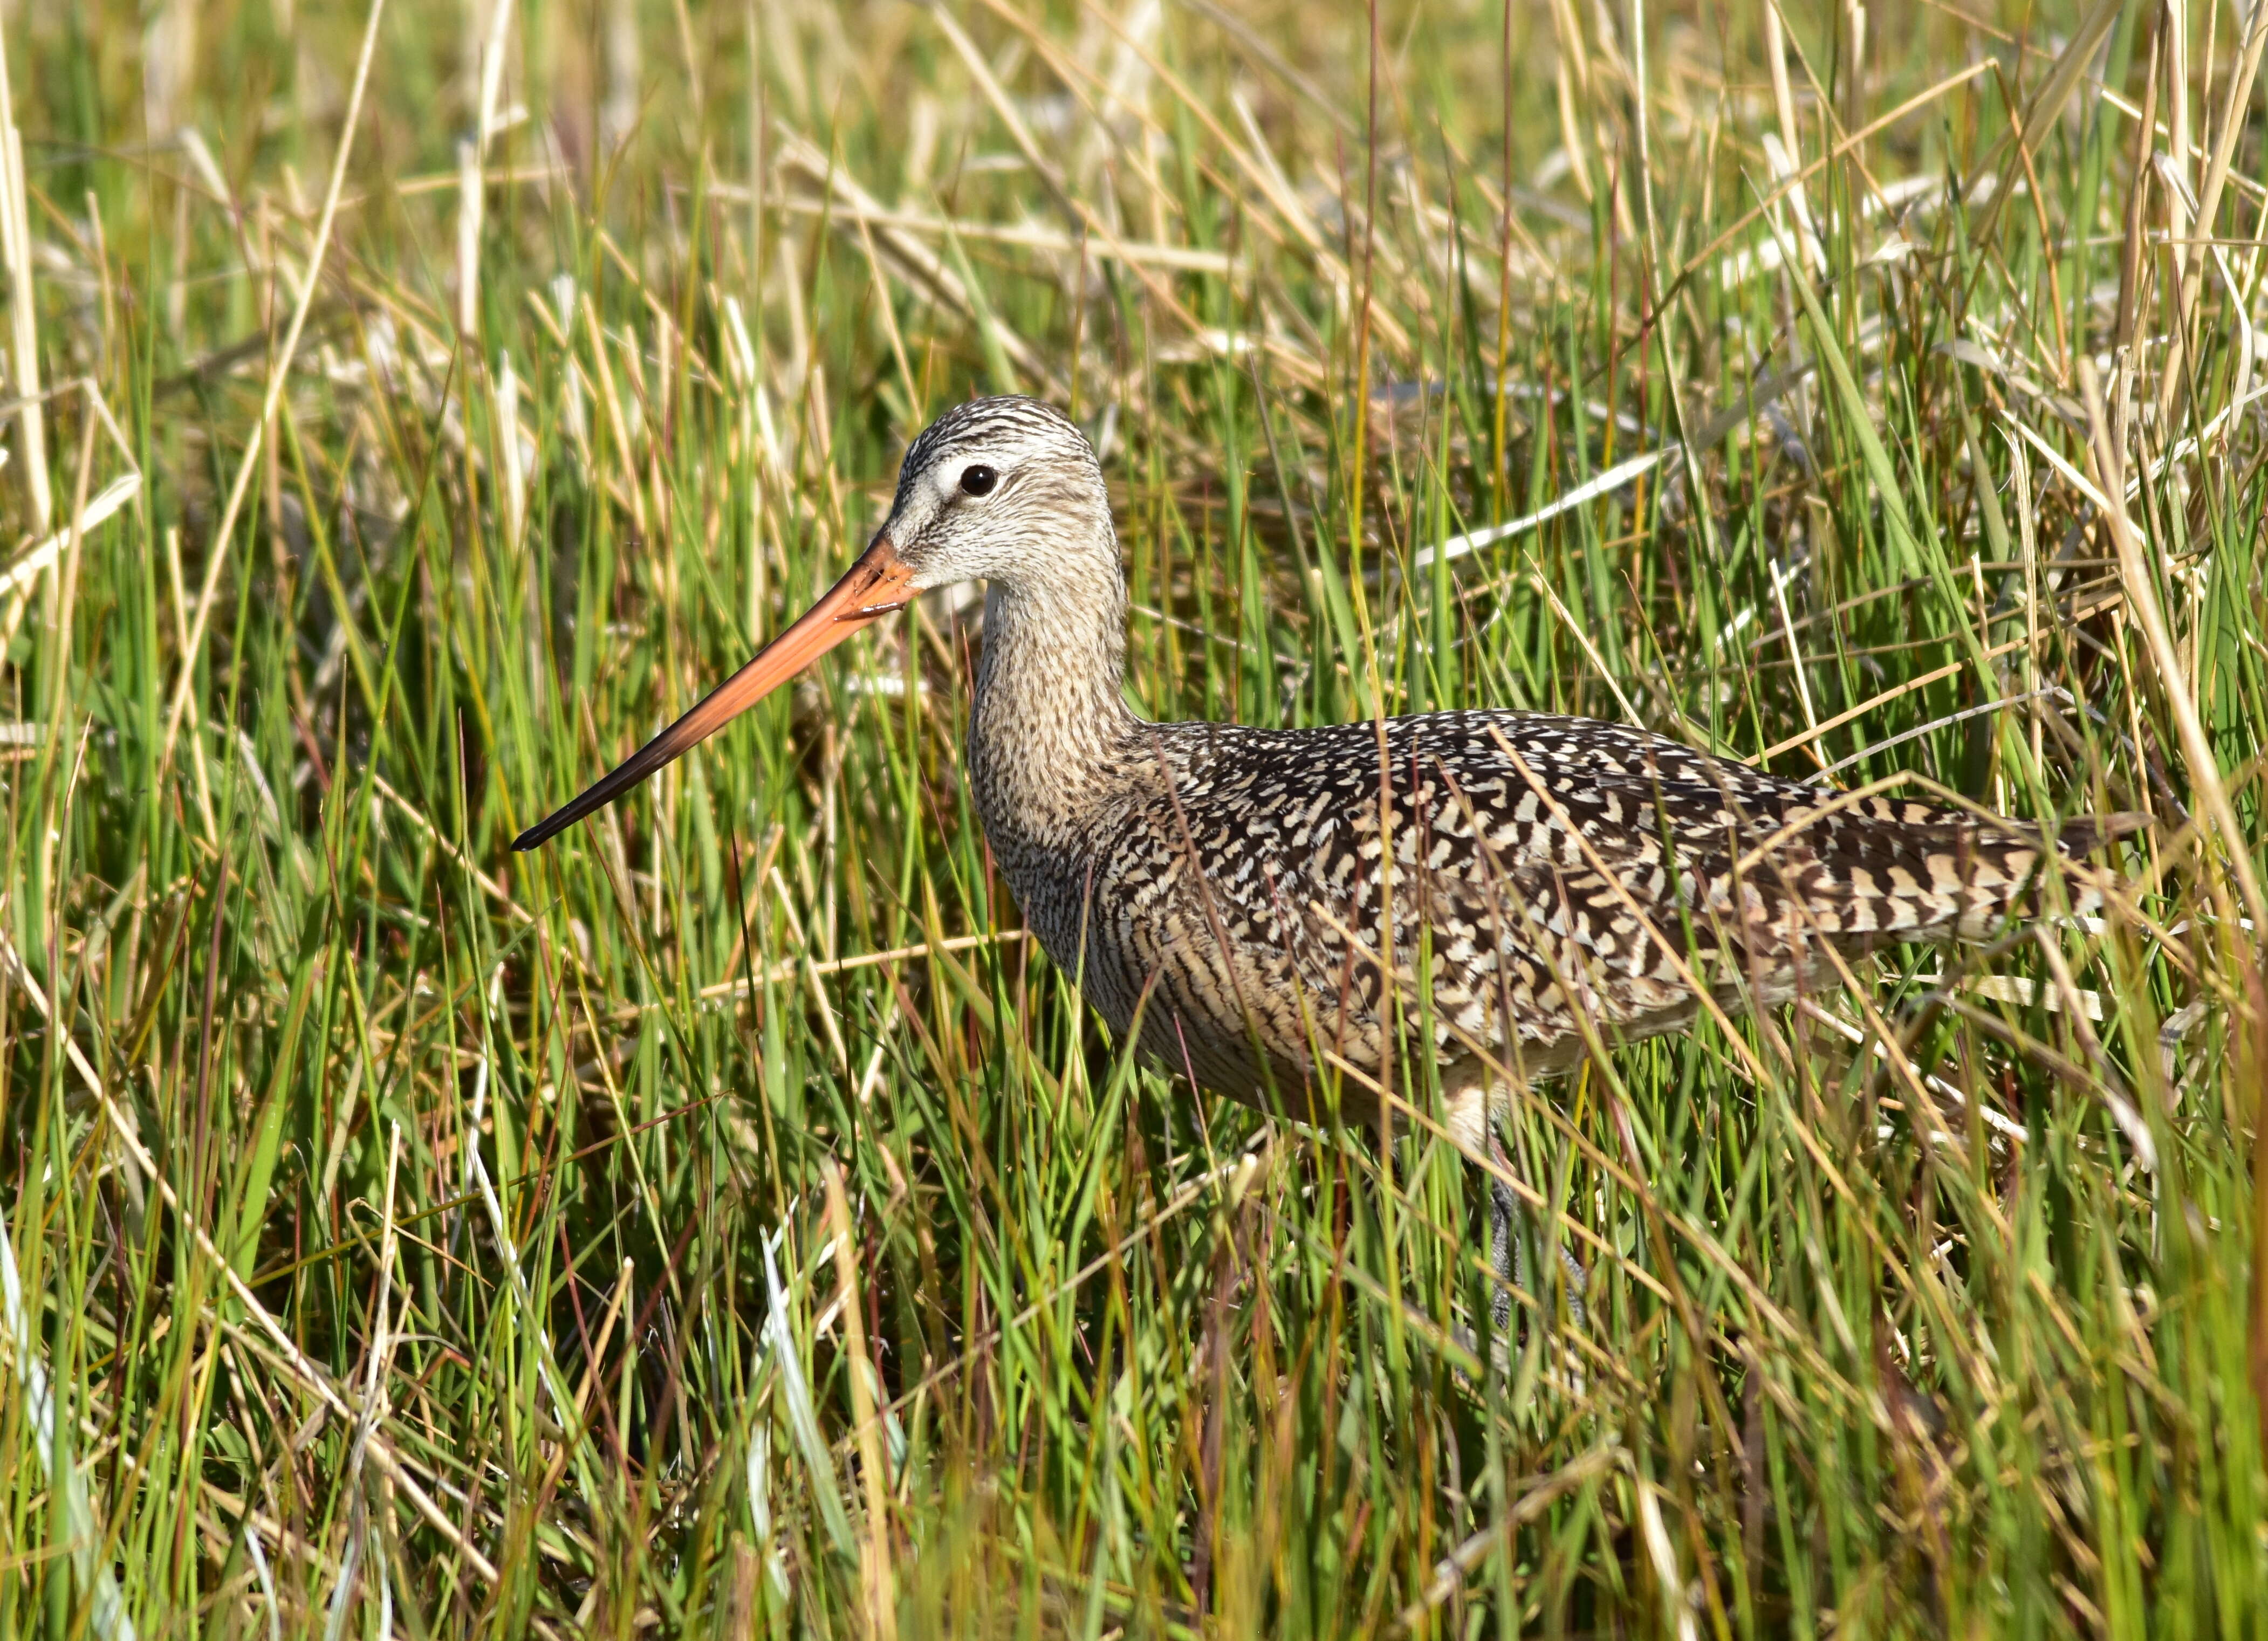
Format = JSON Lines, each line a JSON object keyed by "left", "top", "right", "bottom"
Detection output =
{"left": 511, "top": 534, "right": 917, "bottom": 850}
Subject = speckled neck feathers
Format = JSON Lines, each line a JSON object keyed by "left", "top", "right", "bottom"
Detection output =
{"left": 965, "top": 525, "right": 1142, "bottom": 856}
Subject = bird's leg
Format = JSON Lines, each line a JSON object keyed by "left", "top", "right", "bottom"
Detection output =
{"left": 1556, "top": 1237, "right": 1589, "bottom": 1334}
{"left": 1487, "top": 1127, "right": 1588, "bottom": 1342}
{"left": 1486, "top": 1129, "right": 1519, "bottom": 1342}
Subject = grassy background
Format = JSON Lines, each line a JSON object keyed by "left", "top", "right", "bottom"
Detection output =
{"left": 3, "top": 0, "right": 2265, "bottom": 1632}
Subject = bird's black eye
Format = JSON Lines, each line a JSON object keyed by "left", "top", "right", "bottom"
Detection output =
{"left": 958, "top": 464, "right": 998, "bottom": 497}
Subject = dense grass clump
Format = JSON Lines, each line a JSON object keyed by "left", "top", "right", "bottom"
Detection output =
{"left": 2, "top": 0, "right": 2264, "bottom": 1632}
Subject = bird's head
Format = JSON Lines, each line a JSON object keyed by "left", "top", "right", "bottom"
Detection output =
{"left": 512, "top": 396, "right": 1112, "bottom": 850}
{"left": 876, "top": 395, "right": 1116, "bottom": 595}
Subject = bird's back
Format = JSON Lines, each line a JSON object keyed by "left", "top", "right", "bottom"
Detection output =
{"left": 1010, "top": 710, "right": 2135, "bottom": 1118}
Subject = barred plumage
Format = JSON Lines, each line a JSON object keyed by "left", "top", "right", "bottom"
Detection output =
{"left": 983, "top": 706, "right": 2138, "bottom": 1150}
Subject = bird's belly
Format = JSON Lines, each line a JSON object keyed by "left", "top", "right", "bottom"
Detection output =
{"left": 997, "top": 847, "right": 1387, "bottom": 1129}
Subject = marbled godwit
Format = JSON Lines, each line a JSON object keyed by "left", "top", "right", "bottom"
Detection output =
{"left": 517, "top": 396, "right": 2139, "bottom": 1325}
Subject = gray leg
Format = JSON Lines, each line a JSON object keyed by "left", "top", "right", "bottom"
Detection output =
{"left": 1488, "top": 1172, "right": 1518, "bottom": 1339}
{"left": 1485, "top": 1129, "right": 1523, "bottom": 1344}
{"left": 1556, "top": 1241, "right": 1588, "bottom": 1333}
{"left": 1487, "top": 1131, "right": 1588, "bottom": 1340}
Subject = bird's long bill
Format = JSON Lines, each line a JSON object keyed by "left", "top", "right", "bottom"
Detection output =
{"left": 512, "top": 535, "right": 918, "bottom": 851}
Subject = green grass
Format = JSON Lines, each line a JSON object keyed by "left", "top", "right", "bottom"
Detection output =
{"left": 3, "top": 0, "right": 2265, "bottom": 1633}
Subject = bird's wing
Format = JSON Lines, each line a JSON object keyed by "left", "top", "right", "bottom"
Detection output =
{"left": 1114, "top": 712, "right": 2132, "bottom": 1081}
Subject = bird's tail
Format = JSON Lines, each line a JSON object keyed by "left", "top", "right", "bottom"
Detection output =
{"left": 2048, "top": 811, "right": 2153, "bottom": 860}
{"left": 1948, "top": 809, "right": 2149, "bottom": 935}
{"left": 1748, "top": 804, "right": 2150, "bottom": 950}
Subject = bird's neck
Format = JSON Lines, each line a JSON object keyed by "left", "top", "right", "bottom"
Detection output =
{"left": 967, "top": 563, "right": 1141, "bottom": 851}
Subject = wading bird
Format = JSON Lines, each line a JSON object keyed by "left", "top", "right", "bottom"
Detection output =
{"left": 516, "top": 396, "right": 2139, "bottom": 1329}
